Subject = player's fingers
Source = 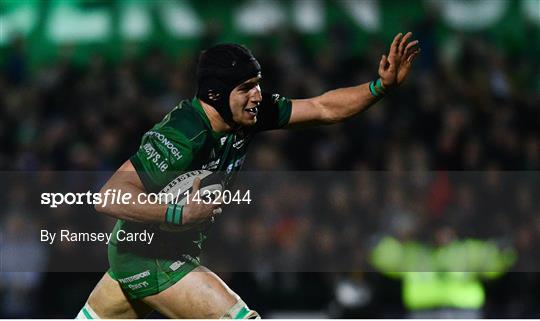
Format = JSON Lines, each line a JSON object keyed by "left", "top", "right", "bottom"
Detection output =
{"left": 404, "top": 40, "right": 419, "bottom": 57}
{"left": 378, "top": 54, "right": 387, "bottom": 73}
{"left": 209, "top": 207, "right": 222, "bottom": 223}
{"left": 398, "top": 32, "right": 413, "bottom": 55}
{"left": 191, "top": 177, "right": 201, "bottom": 192}
{"left": 387, "top": 56, "right": 397, "bottom": 71}
{"left": 407, "top": 49, "right": 421, "bottom": 63}
{"left": 390, "top": 33, "right": 403, "bottom": 55}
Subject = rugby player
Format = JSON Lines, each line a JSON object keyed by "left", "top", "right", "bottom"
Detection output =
{"left": 77, "top": 32, "right": 420, "bottom": 319}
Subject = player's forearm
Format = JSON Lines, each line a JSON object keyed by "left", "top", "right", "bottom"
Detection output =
{"left": 317, "top": 82, "right": 381, "bottom": 123}
{"left": 95, "top": 179, "right": 167, "bottom": 224}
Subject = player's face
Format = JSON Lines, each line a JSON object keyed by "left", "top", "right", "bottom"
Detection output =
{"left": 229, "top": 74, "right": 262, "bottom": 126}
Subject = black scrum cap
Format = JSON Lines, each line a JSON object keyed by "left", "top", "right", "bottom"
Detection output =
{"left": 196, "top": 44, "right": 261, "bottom": 124}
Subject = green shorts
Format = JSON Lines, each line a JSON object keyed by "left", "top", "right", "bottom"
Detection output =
{"left": 107, "top": 220, "right": 204, "bottom": 300}
{"left": 107, "top": 253, "right": 200, "bottom": 300}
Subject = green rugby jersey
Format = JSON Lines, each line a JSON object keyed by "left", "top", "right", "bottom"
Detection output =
{"left": 110, "top": 93, "right": 292, "bottom": 259}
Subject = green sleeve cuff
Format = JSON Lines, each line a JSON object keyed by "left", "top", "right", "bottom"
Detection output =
{"left": 129, "top": 155, "right": 157, "bottom": 193}
{"left": 278, "top": 98, "right": 293, "bottom": 128}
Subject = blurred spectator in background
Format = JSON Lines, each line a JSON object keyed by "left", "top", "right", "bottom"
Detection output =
{"left": 0, "top": 214, "right": 48, "bottom": 318}
{"left": 369, "top": 226, "right": 516, "bottom": 318}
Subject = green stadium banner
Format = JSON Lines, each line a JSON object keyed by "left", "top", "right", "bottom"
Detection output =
{"left": 1, "top": 0, "right": 539, "bottom": 67}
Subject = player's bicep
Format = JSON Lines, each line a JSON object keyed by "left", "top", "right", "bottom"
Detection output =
{"left": 129, "top": 132, "right": 193, "bottom": 192}
{"left": 107, "top": 160, "right": 145, "bottom": 191}
{"left": 95, "top": 160, "right": 146, "bottom": 213}
{"left": 286, "top": 98, "right": 328, "bottom": 128}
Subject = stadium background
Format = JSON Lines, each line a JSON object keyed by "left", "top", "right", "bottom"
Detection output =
{"left": 1, "top": 0, "right": 539, "bottom": 318}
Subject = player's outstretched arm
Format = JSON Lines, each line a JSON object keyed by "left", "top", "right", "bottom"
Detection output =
{"left": 94, "top": 160, "right": 220, "bottom": 225}
{"left": 286, "top": 32, "right": 420, "bottom": 128}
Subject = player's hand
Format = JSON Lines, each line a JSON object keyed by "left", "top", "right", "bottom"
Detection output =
{"left": 182, "top": 177, "right": 222, "bottom": 225}
{"left": 378, "top": 32, "right": 420, "bottom": 89}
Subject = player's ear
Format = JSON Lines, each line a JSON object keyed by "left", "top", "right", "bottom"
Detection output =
{"left": 228, "top": 90, "right": 236, "bottom": 108}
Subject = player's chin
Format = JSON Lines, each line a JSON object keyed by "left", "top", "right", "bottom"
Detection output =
{"left": 235, "top": 113, "right": 258, "bottom": 126}
{"left": 238, "top": 116, "right": 257, "bottom": 127}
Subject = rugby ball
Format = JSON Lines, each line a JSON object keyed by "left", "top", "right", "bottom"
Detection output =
{"left": 158, "top": 170, "right": 223, "bottom": 232}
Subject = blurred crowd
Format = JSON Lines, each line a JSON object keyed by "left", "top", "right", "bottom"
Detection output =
{"left": 1, "top": 27, "right": 539, "bottom": 172}
{"left": 1, "top": 21, "right": 539, "bottom": 318}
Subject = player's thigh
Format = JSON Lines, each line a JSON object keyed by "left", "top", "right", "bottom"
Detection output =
{"left": 87, "top": 272, "right": 153, "bottom": 318}
{"left": 141, "top": 266, "right": 239, "bottom": 318}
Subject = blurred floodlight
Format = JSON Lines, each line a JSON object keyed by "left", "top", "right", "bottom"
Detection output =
{"left": 293, "top": 0, "right": 324, "bottom": 33}
{"left": 433, "top": 0, "right": 509, "bottom": 30}
{"left": 159, "top": 0, "right": 202, "bottom": 37}
{"left": 522, "top": 0, "right": 540, "bottom": 24}
{"left": 340, "top": 0, "right": 381, "bottom": 32}
{"left": 120, "top": 1, "right": 151, "bottom": 40}
{"left": 235, "top": 0, "right": 287, "bottom": 34}
{"left": 0, "top": 0, "right": 37, "bottom": 45}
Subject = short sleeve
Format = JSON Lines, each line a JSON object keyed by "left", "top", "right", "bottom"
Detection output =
{"left": 252, "top": 92, "right": 292, "bottom": 132}
{"left": 130, "top": 129, "right": 193, "bottom": 192}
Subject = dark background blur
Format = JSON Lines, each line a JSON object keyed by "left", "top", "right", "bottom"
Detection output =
{"left": 1, "top": 0, "right": 539, "bottom": 318}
